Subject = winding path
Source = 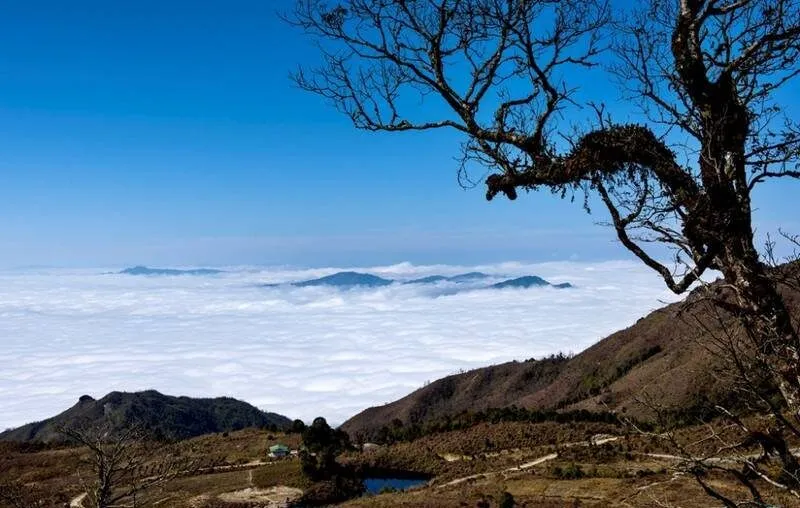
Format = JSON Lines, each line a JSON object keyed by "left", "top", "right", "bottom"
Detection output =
{"left": 69, "top": 492, "right": 86, "bottom": 508}
{"left": 436, "top": 435, "right": 620, "bottom": 489}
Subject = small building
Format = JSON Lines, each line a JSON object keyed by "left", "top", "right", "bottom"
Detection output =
{"left": 268, "top": 444, "right": 291, "bottom": 459}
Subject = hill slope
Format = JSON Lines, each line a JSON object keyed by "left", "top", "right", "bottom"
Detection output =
{"left": 0, "top": 390, "right": 292, "bottom": 443}
{"left": 342, "top": 273, "right": 800, "bottom": 439}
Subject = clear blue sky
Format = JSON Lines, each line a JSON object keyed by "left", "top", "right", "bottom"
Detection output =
{"left": 0, "top": 1, "right": 797, "bottom": 268}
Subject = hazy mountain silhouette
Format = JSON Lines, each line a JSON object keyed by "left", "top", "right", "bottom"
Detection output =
{"left": 293, "top": 271, "right": 394, "bottom": 288}
{"left": 490, "top": 275, "right": 550, "bottom": 288}
{"left": 261, "top": 271, "right": 572, "bottom": 292}
{"left": 489, "top": 276, "right": 572, "bottom": 289}
{"left": 120, "top": 266, "right": 224, "bottom": 276}
{"left": 405, "top": 272, "right": 491, "bottom": 284}
{"left": 405, "top": 275, "right": 450, "bottom": 284}
{"left": 447, "top": 272, "right": 490, "bottom": 282}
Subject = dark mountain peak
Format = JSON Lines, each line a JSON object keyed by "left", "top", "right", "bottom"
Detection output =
{"left": 293, "top": 271, "right": 394, "bottom": 288}
{"left": 0, "top": 391, "right": 291, "bottom": 443}
{"left": 490, "top": 275, "right": 550, "bottom": 289}
{"left": 119, "top": 266, "right": 224, "bottom": 276}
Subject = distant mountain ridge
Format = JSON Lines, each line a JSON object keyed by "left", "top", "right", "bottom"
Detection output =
{"left": 491, "top": 275, "right": 549, "bottom": 289}
{"left": 262, "top": 271, "right": 571, "bottom": 290}
{"left": 117, "top": 266, "right": 573, "bottom": 289}
{"left": 294, "top": 271, "right": 393, "bottom": 288}
{"left": 489, "top": 276, "right": 573, "bottom": 289}
{"left": 444, "top": 272, "right": 491, "bottom": 283}
{"left": 406, "top": 272, "right": 491, "bottom": 284}
{"left": 405, "top": 275, "right": 449, "bottom": 284}
{"left": 119, "top": 266, "right": 224, "bottom": 276}
{"left": 0, "top": 390, "right": 291, "bottom": 443}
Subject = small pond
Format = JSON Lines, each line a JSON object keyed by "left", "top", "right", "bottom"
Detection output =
{"left": 363, "top": 476, "right": 428, "bottom": 494}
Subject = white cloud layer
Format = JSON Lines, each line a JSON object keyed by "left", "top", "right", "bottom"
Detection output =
{"left": 0, "top": 261, "right": 683, "bottom": 430}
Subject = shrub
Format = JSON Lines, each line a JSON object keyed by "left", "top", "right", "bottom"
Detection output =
{"left": 550, "top": 463, "right": 585, "bottom": 480}
{"left": 499, "top": 491, "right": 516, "bottom": 508}
{"left": 300, "top": 475, "right": 364, "bottom": 506}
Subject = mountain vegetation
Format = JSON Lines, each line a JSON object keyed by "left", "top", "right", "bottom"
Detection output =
{"left": 0, "top": 390, "right": 291, "bottom": 443}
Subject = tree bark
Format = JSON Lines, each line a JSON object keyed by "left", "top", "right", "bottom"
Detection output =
{"left": 720, "top": 245, "right": 800, "bottom": 416}
{"left": 695, "top": 74, "right": 800, "bottom": 427}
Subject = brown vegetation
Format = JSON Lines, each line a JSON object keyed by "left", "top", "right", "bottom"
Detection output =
{"left": 343, "top": 273, "right": 800, "bottom": 440}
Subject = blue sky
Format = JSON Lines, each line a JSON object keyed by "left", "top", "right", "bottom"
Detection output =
{"left": 0, "top": 1, "right": 797, "bottom": 268}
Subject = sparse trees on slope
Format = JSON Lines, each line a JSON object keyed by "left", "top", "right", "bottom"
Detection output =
{"left": 289, "top": 0, "right": 800, "bottom": 503}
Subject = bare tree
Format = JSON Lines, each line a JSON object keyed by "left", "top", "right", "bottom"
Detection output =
{"left": 624, "top": 250, "right": 800, "bottom": 505}
{"left": 59, "top": 422, "right": 197, "bottom": 508}
{"left": 288, "top": 0, "right": 800, "bottom": 503}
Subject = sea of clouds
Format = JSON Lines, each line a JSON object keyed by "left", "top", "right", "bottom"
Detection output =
{"left": 0, "top": 260, "right": 685, "bottom": 430}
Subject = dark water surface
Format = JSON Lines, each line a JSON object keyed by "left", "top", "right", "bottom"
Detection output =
{"left": 363, "top": 476, "right": 428, "bottom": 494}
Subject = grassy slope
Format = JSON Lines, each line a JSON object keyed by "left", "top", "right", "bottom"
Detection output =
{"left": 0, "top": 428, "right": 306, "bottom": 508}
{"left": 4, "top": 420, "right": 798, "bottom": 507}
{"left": 342, "top": 276, "right": 800, "bottom": 440}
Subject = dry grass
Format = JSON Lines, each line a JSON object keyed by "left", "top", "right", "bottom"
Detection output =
{"left": 174, "top": 428, "right": 301, "bottom": 465}
{"left": 0, "top": 428, "right": 302, "bottom": 508}
{"left": 4, "top": 421, "right": 800, "bottom": 507}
